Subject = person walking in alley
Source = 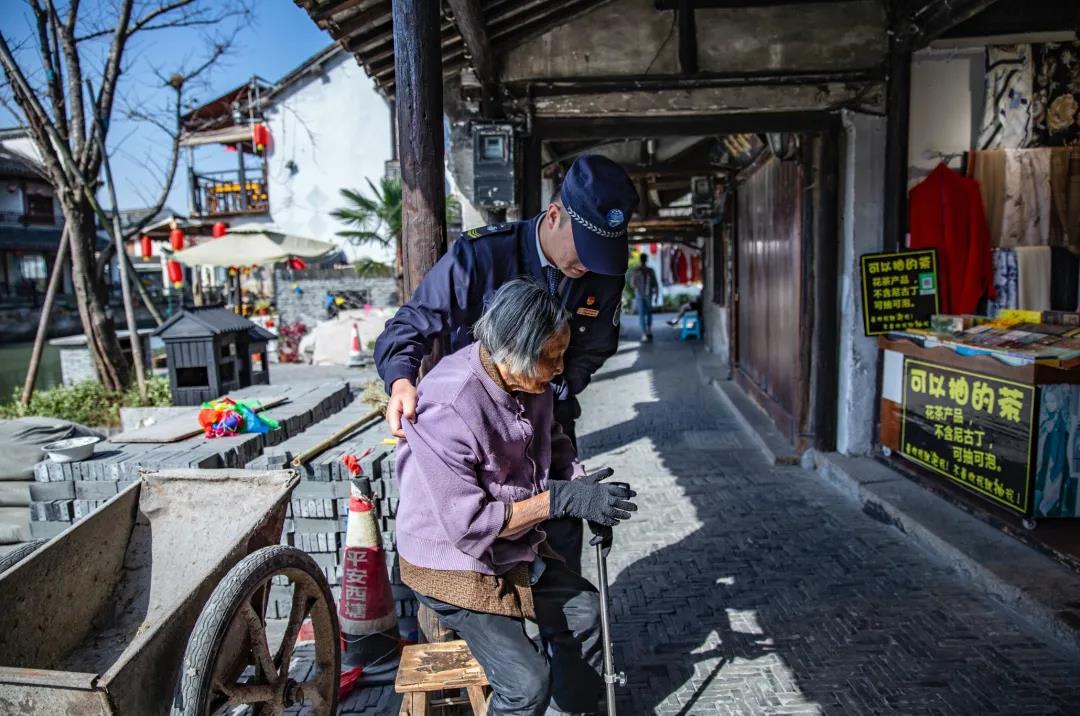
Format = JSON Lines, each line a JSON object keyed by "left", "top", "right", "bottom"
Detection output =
{"left": 630, "top": 253, "right": 658, "bottom": 341}
{"left": 395, "top": 279, "right": 637, "bottom": 715}
{"left": 374, "top": 154, "right": 639, "bottom": 573}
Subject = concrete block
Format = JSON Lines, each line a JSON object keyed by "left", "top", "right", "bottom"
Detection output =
{"left": 30, "top": 520, "right": 68, "bottom": 539}
{"left": 75, "top": 481, "right": 118, "bottom": 500}
{"left": 30, "top": 481, "right": 75, "bottom": 501}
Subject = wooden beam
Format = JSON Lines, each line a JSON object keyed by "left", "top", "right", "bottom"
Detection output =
{"left": 533, "top": 111, "right": 840, "bottom": 140}
{"left": 393, "top": 0, "right": 448, "bottom": 300}
{"left": 655, "top": 0, "right": 863, "bottom": 7}
{"left": 446, "top": 0, "right": 501, "bottom": 116}
{"left": 677, "top": 0, "right": 698, "bottom": 75}
{"left": 511, "top": 68, "right": 883, "bottom": 96}
{"left": 942, "top": 0, "right": 1079, "bottom": 39}
{"left": 908, "top": 0, "right": 1006, "bottom": 47}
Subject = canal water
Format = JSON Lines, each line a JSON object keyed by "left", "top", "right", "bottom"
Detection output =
{"left": 0, "top": 342, "right": 62, "bottom": 402}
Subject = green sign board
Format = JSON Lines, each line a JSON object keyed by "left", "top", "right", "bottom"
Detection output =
{"left": 860, "top": 249, "right": 939, "bottom": 336}
{"left": 899, "top": 358, "right": 1035, "bottom": 515}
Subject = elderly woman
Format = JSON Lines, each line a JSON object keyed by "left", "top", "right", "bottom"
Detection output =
{"left": 395, "top": 278, "right": 637, "bottom": 716}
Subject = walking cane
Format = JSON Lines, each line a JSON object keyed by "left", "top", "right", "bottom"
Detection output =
{"left": 593, "top": 529, "right": 625, "bottom": 715}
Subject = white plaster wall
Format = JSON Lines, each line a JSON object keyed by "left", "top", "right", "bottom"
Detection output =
{"left": 907, "top": 48, "right": 984, "bottom": 188}
{"left": 836, "top": 110, "right": 887, "bottom": 456}
{"left": 262, "top": 51, "right": 394, "bottom": 264}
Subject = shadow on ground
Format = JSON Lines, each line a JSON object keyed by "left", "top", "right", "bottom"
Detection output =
{"left": 576, "top": 321, "right": 1080, "bottom": 715}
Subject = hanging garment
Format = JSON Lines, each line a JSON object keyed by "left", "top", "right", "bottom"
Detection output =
{"left": 978, "top": 45, "right": 1035, "bottom": 150}
{"left": 908, "top": 163, "right": 994, "bottom": 314}
{"left": 1050, "top": 246, "right": 1080, "bottom": 310}
{"left": 1050, "top": 147, "right": 1080, "bottom": 246}
{"left": 674, "top": 249, "right": 689, "bottom": 284}
{"left": 1032, "top": 42, "right": 1080, "bottom": 147}
{"left": 690, "top": 253, "right": 702, "bottom": 282}
{"left": 1000, "top": 148, "right": 1053, "bottom": 247}
{"left": 967, "top": 149, "right": 1007, "bottom": 246}
{"left": 988, "top": 249, "right": 1019, "bottom": 316}
{"left": 1015, "top": 246, "right": 1052, "bottom": 311}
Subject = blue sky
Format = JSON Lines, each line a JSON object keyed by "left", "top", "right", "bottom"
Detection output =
{"left": 0, "top": 0, "right": 332, "bottom": 211}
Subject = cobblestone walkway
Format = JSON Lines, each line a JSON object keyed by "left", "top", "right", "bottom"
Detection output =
{"left": 330, "top": 319, "right": 1080, "bottom": 714}
{"left": 575, "top": 324, "right": 1080, "bottom": 715}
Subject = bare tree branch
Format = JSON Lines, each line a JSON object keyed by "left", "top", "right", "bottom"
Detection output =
{"left": 29, "top": 0, "right": 68, "bottom": 141}
{"left": 83, "top": 0, "right": 133, "bottom": 175}
{"left": 53, "top": 0, "right": 87, "bottom": 162}
{"left": 0, "top": 31, "right": 71, "bottom": 190}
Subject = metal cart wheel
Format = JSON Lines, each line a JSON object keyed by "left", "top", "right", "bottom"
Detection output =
{"left": 173, "top": 545, "right": 340, "bottom": 716}
{"left": 0, "top": 539, "right": 47, "bottom": 573}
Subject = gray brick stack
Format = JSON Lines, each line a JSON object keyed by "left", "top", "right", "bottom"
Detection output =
{"left": 28, "top": 382, "right": 353, "bottom": 540}
{"left": 249, "top": 408, "right": 415, "bottom": 637}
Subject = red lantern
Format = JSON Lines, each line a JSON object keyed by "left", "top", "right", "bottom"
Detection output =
{"left": 212, "top": 222, "right": 228, "bottom": 238}
{"left": 287, "top": 257, "right": 307, "bottom": 271}
{"left": 166, "top": 259, "right": 184, "bottom": 287}
{"left": 169, "top": 228, "right": 185, "bottom": 251}
{"left": 252, "top": 123, "right": 270, "bottom": 153}
{"left": 140, "top": 235, "right": 152, "bottom": 259}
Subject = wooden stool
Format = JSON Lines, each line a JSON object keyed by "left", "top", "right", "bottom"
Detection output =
{"left": 396, "top": 640, "right": 490, "bottom": 715}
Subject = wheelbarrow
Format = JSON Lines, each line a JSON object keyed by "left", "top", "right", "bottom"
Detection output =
{"left": 0, "top": 468, "right": 340, "bottom": 715}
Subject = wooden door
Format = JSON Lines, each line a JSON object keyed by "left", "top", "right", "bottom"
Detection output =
{"left": 735, "top": 156, "right": 804, "bottom": 439}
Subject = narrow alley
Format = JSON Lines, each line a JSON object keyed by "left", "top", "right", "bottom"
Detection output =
{"left": 573, "top": 320, "right": 1080, "bottom": 714}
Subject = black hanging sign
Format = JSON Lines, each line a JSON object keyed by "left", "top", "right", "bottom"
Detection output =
{"left": 860, "top": 249, "right": 939, "bottom": 336}
{"left": 899, "top": 358, "right": 1035, "bottom": 515}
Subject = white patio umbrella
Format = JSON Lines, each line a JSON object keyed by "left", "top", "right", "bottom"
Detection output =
{"left": 170, "top": 223, "right": 338, "bottom": 267}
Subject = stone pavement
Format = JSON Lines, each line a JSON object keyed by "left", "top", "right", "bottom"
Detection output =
{"left": 575, "top": 321, "right": 1080, "bottom": 714}
{"left": 318, "top": 316, "right": 1080, "bottom": 714}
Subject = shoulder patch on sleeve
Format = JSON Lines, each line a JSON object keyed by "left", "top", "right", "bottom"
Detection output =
{"left": 463, "top": 223, "right": 514, "bottom": 240}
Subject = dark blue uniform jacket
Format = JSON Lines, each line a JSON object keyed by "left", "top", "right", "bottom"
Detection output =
{"left": 374, "top": 215, "right": 625, "bottom": 402}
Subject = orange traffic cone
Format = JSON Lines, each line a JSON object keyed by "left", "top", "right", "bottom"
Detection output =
{"left": 347, "top": 323, "right": 363, "bottom": 367}
{"left": 338, "top": 481, "right": 399, "bottom": 686}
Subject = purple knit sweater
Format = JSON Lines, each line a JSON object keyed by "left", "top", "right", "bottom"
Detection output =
{"left": 395, "top": 342, "right": 580, "bottom": 575}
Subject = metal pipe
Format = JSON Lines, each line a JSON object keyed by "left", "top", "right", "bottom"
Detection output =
{"left": 290, "top": 408, "right": 384, "bottom": 467}
{"left": 595, "top": 541, "right": 624, "bottom": 715}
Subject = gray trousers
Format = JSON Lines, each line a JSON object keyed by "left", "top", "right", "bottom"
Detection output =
{"left": 415, "top": 560, "right": 604, "bottom": 715}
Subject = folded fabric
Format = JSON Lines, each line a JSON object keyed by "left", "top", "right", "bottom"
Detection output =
{"left": 988, "top": 249, "right": 1018, "bottom": 316}
{"left": 1015, "top": 245, "right": 1052, "bottom": 311}
{"left": 968, "top": 149, "right": 1007, "bottom": 247}
{"left": 1050, "top": 147, "right": 1080, "bottom": 247}
{"left": 1001, "top": 148, "right": 1053, "bottom": 247}
{"left": 1049, "top": 246, "right": 1079, "bottom": 310}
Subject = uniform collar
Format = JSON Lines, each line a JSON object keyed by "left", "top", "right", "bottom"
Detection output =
{"left": 534, "top": 214, "right": 553, "bottom": 270}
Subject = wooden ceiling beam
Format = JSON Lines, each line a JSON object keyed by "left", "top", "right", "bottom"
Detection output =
{"left": 446, "top": 0, "right": 502, "bottom": 115}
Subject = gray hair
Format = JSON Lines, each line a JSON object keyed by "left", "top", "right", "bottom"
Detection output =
{"left": 473, "top": 278, "right": 569, "bottom": 378}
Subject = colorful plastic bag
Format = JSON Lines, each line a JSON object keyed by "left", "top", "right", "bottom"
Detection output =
{"left": 197, "top": 397, "right": 279, "bottom": 438}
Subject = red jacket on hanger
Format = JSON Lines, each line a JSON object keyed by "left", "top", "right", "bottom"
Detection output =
{"left": 908, "top": 163, "right": 994, "bottom": 314}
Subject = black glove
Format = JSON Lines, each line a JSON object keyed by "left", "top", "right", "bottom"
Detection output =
{"left": 549, "top": 473, "right": 637, "bottom": 526}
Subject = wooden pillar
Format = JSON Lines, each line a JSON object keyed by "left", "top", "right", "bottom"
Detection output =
{"left": 393, "top": 0, "right": 447, "bottom": 300}
{"left": 883, "top": 31, "right": 912, "bottom": 251}
{"left": 522, "top": 134, "right": 542, "bottom": 217}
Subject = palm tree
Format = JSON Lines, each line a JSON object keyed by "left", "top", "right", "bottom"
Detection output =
{"left": 333, "top": 177, "right": 404, "bottom": 299}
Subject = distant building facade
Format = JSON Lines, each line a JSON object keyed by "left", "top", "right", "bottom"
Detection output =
{"left": 180, "top": 45, "right": 395, "bottom": 265}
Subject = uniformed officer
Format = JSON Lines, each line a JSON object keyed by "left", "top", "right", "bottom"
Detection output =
{"left": 374, "top": 154, "right": 638, "bottom": 573}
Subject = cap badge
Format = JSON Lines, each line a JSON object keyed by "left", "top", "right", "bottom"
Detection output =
{"left": 606, "top": 209, "right": 624, "bottom": 228}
